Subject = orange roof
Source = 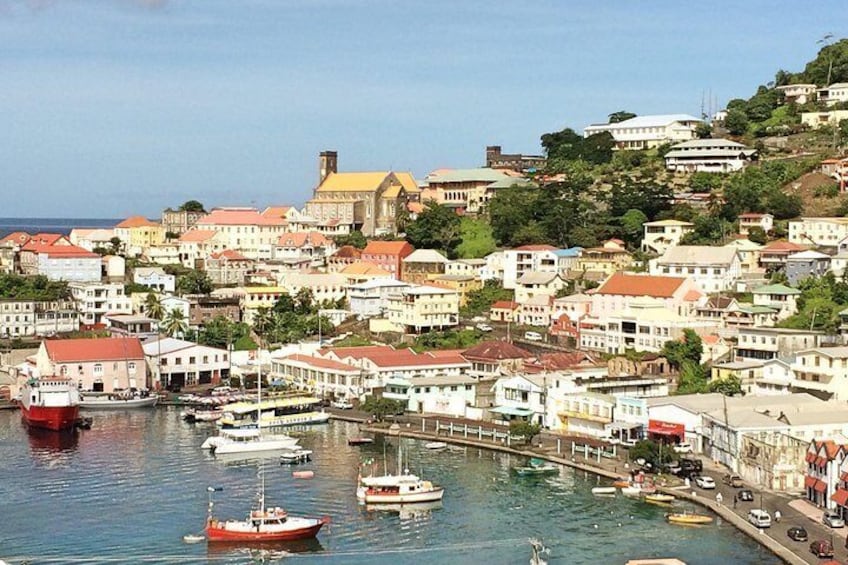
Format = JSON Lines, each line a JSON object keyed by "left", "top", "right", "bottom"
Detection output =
{"left": 198, "top": 208, "right": 286, "bottom": 226}
{"left": 340, "top": 261, "right": 391, "bottom": 276}
{"left": 763, "top": 240, "right": 806, "bottom": 253}
{"left": 116, "top": 216, "right": 159, "bottom": 228}
{"left": 407, "top": 202, "right": 424, "bottom": 214}
{"left": 0, "top": 231, "right": 31, "bottom": 246}
{"left": 40, "top": 245, "right": 99, "bottom": 258}
{"left": 362, "top": 240, "right": 413, "bottom": 256}
{"left": 277, "top": 231, "right": 330, "bottom": 248}
{"left": 261, "top": 206, "right": 292, "bottom": 218}
{"left": 179, "top": 230, "right": 218, "bottom": 243}
{"left": 281, "top": 354, "right": 359, "bottom": 372}
{"left": 324, "top": 345, "right": 469, "bottom": 368}
{"left": 209, "top": 249, "right": 249, "bottom": 261}
{"left": 463, "top": 340, "right": 533, "bottom": 361}
{"left": 683, "top": 289, "right": 703, "bottom": 301}
{"left": 595, "top": 272, "right": 687, "bottom": 299}
{"left": 491, "top": 300, "right": 519, "bottom": 310}
{"left": 22, "top": 233, "right": 68, "bottom": 250}
{"left": 44, "top": 337, "right": 145, "bottom": 363}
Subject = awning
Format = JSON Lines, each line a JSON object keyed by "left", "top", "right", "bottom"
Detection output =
{"left": 489, "top": 406, "right": 534, "bottom": 417}
{"left": 814, "top": 480, "right": 828, "bottom": 493}
{"left": 385, "top": 377, "right": 412, "bottom": 388}
{"left": 648, "top": 419, "right": 684, "bottom": 437}
{"left": 805, "top": 475, "right": 818, "bottom": 488}
{"left": 833, "top": 489, "right": 848, "bottom": 507}
{"left": 606, "top": 422, "right": 643, "bottom": 431}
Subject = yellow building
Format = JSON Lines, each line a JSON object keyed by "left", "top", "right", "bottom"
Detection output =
{"left": 386, "top": 285, "right": 460, "bottom": 333}
{"left": 576, "top": 240, "right": 633, "bottom": 276}
{"left": 114, "top": 216, "right": 165, "bottom": 257}
{"left": 428, "top": 274, "right": 482, "bottom": 307}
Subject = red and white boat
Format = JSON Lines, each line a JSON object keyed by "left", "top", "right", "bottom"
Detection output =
{"left": 18, "top": 376, "right": 81, "bottom": 431}
{"left": 205, "top": 479, "right": 328, "bottom": 543}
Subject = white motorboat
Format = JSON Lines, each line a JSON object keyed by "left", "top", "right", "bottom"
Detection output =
{"left": 591, "top": 487, "right": 616, "bottom": 495}
{"left": 279, "top": 447, "right": 313, "bottom": 464}
{"left": 79, "top": 390, "right": 158, "bottom": 410}
{"left": 182, "top": 405, "right": 224, "bottom": 423}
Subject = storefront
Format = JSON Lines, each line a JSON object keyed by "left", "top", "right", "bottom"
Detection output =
{"left": 647, "top": 419, "right": 685, "bottom": 444}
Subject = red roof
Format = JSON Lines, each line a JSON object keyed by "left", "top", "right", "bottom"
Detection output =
{"left": 491, "top": 300, "right": 519, "bottom": 310}
{"left": 762, "top": 240, "right": 806, "bottom": 254}
{"left": 805, "top": 475, "right": 818, "bottom": 488}
{"left": 44, "top": 337, "right": 145, "bottom": 363}
{"left": 814, "top": 480, "right": 828, "bottom": 493}
{"left": 596, "top": 272, "right": 687, "bottom": 298}
{"left": 281, "top": 354, "right": 359, "bottom": 372}
{"left": 683, "top": 289, "right": 703, "bottom": 301}
{"left": 198, "top": 208, "right": 286, "bottom": 226}
{"left": 322, "top": 345, "right": 468, "bottom": 368}
{"left": 0, "top": 231, "right": 31, "bottom": 246}
{"left": 362, "top": 241, "right": 413, "bottom": 256}
{"left": 833, "top": 489, "right": 848, "bottom": 507}
{"left": 333, "top": 245, "right": 363, "bottom": 259}
{"left": 116, "top": 216, "right": 158, "bottom": 228}
{"left": 463, "top": 340, "right": 533, "bottom": 361}
{"left": 514, "top": 244, "right": 557, "bottom": 251}
{"left": 210, "top": 249, "right": 249, "bottom": 261}
{"left": 40, "top": 245, "right": 99, "bottom": 258}
{"left": 807, "top": 452, "right": 818, "bottom": 463}
{"left": 22, "top": 233, "right": 69, "bottom": 250}
{"left": 179, "top": 230, "right": 218, "bottom": 243}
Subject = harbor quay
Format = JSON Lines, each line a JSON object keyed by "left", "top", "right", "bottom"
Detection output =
{"left": 332, "top": 410, "right": 823, "bottom": 565}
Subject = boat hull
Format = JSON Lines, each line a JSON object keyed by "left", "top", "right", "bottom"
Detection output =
{"left": 358, "top": 487, "right": 445, "bottom": 504}
{"left": 79, "top": 396, "right": 158, "bottom": 410}
{"left": 206, "top": 518, "right": 326, "bottom": 542}
{"left": 20, "top": 404, "right": 80, "bottom": 432}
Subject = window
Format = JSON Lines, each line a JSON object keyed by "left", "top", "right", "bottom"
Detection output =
{"left": 60, "top": 365, "right": 68, "bottom": 376}
{"left": 93, "top": 363, "right": 103, "bottom": 376}
{"left": 128, "top": 362, "right": 136, "bottom": 373}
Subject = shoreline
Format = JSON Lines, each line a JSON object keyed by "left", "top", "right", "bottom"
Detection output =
{"left": 333, "top": 413, "right": 805, "bottom": 565}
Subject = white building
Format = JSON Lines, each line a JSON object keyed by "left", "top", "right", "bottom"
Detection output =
{"left": 35, "top": 247, "right": 102, "bottom": 282}
{"left": 818, "top": 83, "right": 848, "bottom": 107}
{"left": 347, "top": 279, "right": 412, "bottom": 318}
{"left": 502, "top": 245, "right": 559, "bottom": 290}
{"left": 191, "top": 207, "right": 287, "bottom": 260}
{"left": 583, "top": 114, "right": 703, "bottom": 150}
{"left": 278, "top": 272, "right": 348, "bottom": 305}
{"left": 590, "top": 272, "right": 704, "bottom": 320}
{"left": 407, "top": 375, "right": 478, "bottom": 418}
{"left": 385, "top": 285, "right": 460, "bottom": 333}
{"left": 0, "top": 299, "right": 79, "bottom": 338}
{"left": 547, "top": 391, "right": 615, "bottom": 438}
{"left": 792, "top": 347, "right": 848, "bottom": 401}
{"left": 641, "top": 220, "right": 695, "bottom": 255}
{"left": 142, "top": 337, "right": 231, "bottom": 390}
{"left": 738, "top": 213, "right": 774, "bottom": 236}
{"left": 445, "top": 258, "right": 487, "bottom": 279}
{"left": 751, "top": 284, "right": 800, "bottom": 321}
{"left": 133, "top": 267, "right": 175, "bottom": 293}
{"left": 69, "top": 281, "right": 133, "bottom": 326}
{"left": 663, "top": 138, "right": 757, "bottom": 173}
{"left": 69, "top": 228, "right": 116, "bottom": 252}
{"left": 649, "top": 246, "right": 741, "bottom": 293}
{"left": 490, "top": 374, "right": 547, "bottom": 426}
{"left": 789, "top": 217, "right": 848, "bottom": 249}
{"left": 271, "top": 353, "right": 364, "bottom": 401}
{"left": 776, "top": 83, "right": 817, "bottom": 104}
{"left": 514, "top": 271, "right": 566, "bottom": 303}
{"left": 272, "top": 231, "right": 336, "bottom": 267}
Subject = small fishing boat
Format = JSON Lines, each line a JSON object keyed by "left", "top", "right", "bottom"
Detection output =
{"left": 205, "top": 478, "right": 327, "bottom": 542}
{"left": 513, "top": 458, "right": 559, "bottom": 477}
{"left": 182, "top": 534, "right": 205, "bottom": 544}
{"left": 424, "top": 441, "right": 448, "bottom": 451}
{"left": 666, "top": 512, "right": 713, "bottom": 525}
{"left": 357, "top": 445, "right": 444, "bottom": 504}
{"left": 621, "top": 486, "right": 642, "bottom": 497}
{"left": 644, "top": 493, "right": 675, "bottom": 504}
{"left": 591, "top": 487, "right": 616, "bottom": 495}
{"left": 348, "top": 437, "right": 374, "bottom": 446}
{"left": 279, "top": 448, "right": 312, "bottom": 465}
{"left": 79, "top": 390, "right": 157, "bottom": 410}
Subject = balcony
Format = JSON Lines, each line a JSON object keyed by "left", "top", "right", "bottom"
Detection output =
{"left": 557, "top": 409, "right": 611, "bottom": 424}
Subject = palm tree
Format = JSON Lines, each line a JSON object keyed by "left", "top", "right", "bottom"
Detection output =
{"left": 162, "top": 307, "right": 188, "bottom": 338}
{"left": 252, "top": 307, "right": 275, "bottom": 346}
{"left": 144, "top": 292, "right": 164, "bottom": 323}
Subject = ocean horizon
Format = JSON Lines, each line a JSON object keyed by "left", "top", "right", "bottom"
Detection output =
{"left": 0, "top": 217, "right": 124, "bottom": 238}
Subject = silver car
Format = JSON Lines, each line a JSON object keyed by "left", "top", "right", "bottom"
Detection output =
{"left": 823, "top": 510, "right": 845, "bottom": 528}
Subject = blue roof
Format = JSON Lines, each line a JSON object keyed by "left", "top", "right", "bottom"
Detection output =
{"left": 553, "top": 247, "right": 582, "bottom": 258}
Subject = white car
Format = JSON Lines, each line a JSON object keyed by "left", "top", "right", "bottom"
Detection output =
{"left": 331, "top": 400, "right": 354, "bottom": 410}
{"left": 695, "top": 476, "right": 716, "bottom": 489}
{"left": 476, "top": 323, "right": 494, "bottom": 332}
{"left": 524, "top": 331, "right": 543, "bottom": 342}
{"left": 673, "top": 442, "right": 693, "bottom": 454}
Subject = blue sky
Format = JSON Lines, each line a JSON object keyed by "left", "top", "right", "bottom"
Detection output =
{"left": 0, "top": 0, "right": 843, "bottom": 218}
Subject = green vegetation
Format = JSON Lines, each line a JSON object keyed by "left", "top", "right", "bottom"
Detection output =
{"left": 360, "top": 396, "right": 406, "bottom": 422}
{"left": 162, "top": 307, "right": 188, "bottom": 337}
{"left": 0, "top": 274, "right": 69, "bottom": 301}
{"left": 252, "top": 289, "right": 339, "bottom": 346}
{"left": 405, "top": 201, "right": 463, "bottom": 258}
{"left": 178, "top": 200, "right": 206, "bottom": 213}
{"left": 456, "top": 217, "right": 497, "bottom": 259}
{"left": 329, "top": 334, "right": 374, "bottom": 348}
{"left": 175, "top": 269, "right": 214, "bottom": 295}
{"left": 461, "top": 280, "right": 513, "bottom": 317}
{"left": 777, "top": 272, "right": 848, "bottom": 334}
{"left": 660, "top": 329, "right": 703, "bottom": 371}
{"left": 509, "top": 420, "right": 541, "bottom": 445}
{"left": 628, "top": 440, "right": 674, "bottom": 469}
{"left": 187, "top": 315, "right": 256, "bottom": 351}
{"left": 411, "top": 329, "right": 484, "bottom": 352}
{"left": 332, "top": 230, "right": 367, "bottom": 249}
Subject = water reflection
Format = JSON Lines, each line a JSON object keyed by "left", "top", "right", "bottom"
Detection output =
{"left": 205, "top": 537, "right": 324, "bottom": 559}
{"left": 364, "top": 500, "right": 443, "bottom": 520}
{"left": 27, "top": 427, "right": 79, "bottom": 455}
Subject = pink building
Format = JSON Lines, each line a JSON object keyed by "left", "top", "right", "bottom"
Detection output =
{"left": 35, "top": 337, "right": 148, "bottom": 392}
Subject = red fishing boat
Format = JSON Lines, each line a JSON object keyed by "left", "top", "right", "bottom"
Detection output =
{"left": 204, "top": 476, "right": 328, "bottom": 542}
{"left": 18, "top": 376, "right": 81, "bottom": 432}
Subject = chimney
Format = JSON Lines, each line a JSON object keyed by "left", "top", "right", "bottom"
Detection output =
{"left": 319, "top": 151, "right": 338, "bottom": 185}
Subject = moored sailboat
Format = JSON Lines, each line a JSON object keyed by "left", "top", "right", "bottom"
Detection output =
{"left": 356, "top": 445, "right": 444, "bottom": 504}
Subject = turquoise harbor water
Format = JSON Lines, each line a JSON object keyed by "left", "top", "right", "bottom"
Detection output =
{"left": 0, "top": 408, "right": 779, "bottom": 564}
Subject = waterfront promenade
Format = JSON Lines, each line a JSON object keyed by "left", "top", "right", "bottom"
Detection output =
{"left": 330, "top": 408, "right": 836, "bottom": 565}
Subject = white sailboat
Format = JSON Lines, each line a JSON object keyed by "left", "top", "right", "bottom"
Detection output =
{"left": 201, "top": 347, "right": 298, "bottom": 456}
{"left": 356, "top": 443, "right": 444, "bottom": 504}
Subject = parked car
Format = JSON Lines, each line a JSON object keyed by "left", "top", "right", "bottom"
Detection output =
{"left": 331, "top": 399, "right": 354, "bottom": 410}
{"left": 663, "top": 461, "right": 682, "bottom": 475}
{"left": 736, "top": 489, "right": 754, "bottom": 502}
{"left": 694, "top": 476, "right": 716, "bottom": 489}
{"left": 475, "top": 323, "right": 494, "bottom": 332}
{"left": 524, "top": 331, "right": 543, "bottom": 342}
{"left": 680, "top": 458, "right": 703, "bottom": 473}
{"left": 722, "top": 474, "right": 744, "bottom": 488}
{"left": 747, "top": 509, "right": 772, "bottom": 528}
{"left": 810, "top": 539, "right": 834, "bottom": 558}
{"left": 471, "top": 316, "right": 487, "bottom": 323}
{"left": 823, "top": 510, "right": 845, "bottom": 528}
{"left": 673, "top": 442, "right": 693, "bottom": 454}
{"left": 786, "top": 527, "right": 808, "bottom": 542}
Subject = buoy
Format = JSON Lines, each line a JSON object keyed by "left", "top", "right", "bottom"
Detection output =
{"left": 593, "top": 524, "right": 598, "bottom": 529}
{"left": 183, "top": 534, "right": 205, "bottom": 544}
{"left": 293, "top": 470, "right": 314, "bottom": 479}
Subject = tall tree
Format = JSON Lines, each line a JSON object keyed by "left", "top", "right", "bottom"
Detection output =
{"left": 144, "top": 292, "right": 165, "bottom": 324}
{"left": 176, "top": 269, "right": 214, "bottom": 296}
{"left": 179, "top": 200, "right": 206, "bottom": 213}
{"left": 405, "top": 201, "right": 463, "bottom": 258}
{"left": 661, "top": 329, "right": 703, "bottom": 370}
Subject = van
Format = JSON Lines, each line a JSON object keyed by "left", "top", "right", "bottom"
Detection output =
{"left": 524, "top": 331, "right": 543, "bottom": 342}
{"left": 748, "top": 509, "right": 772, "bottom": 528}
